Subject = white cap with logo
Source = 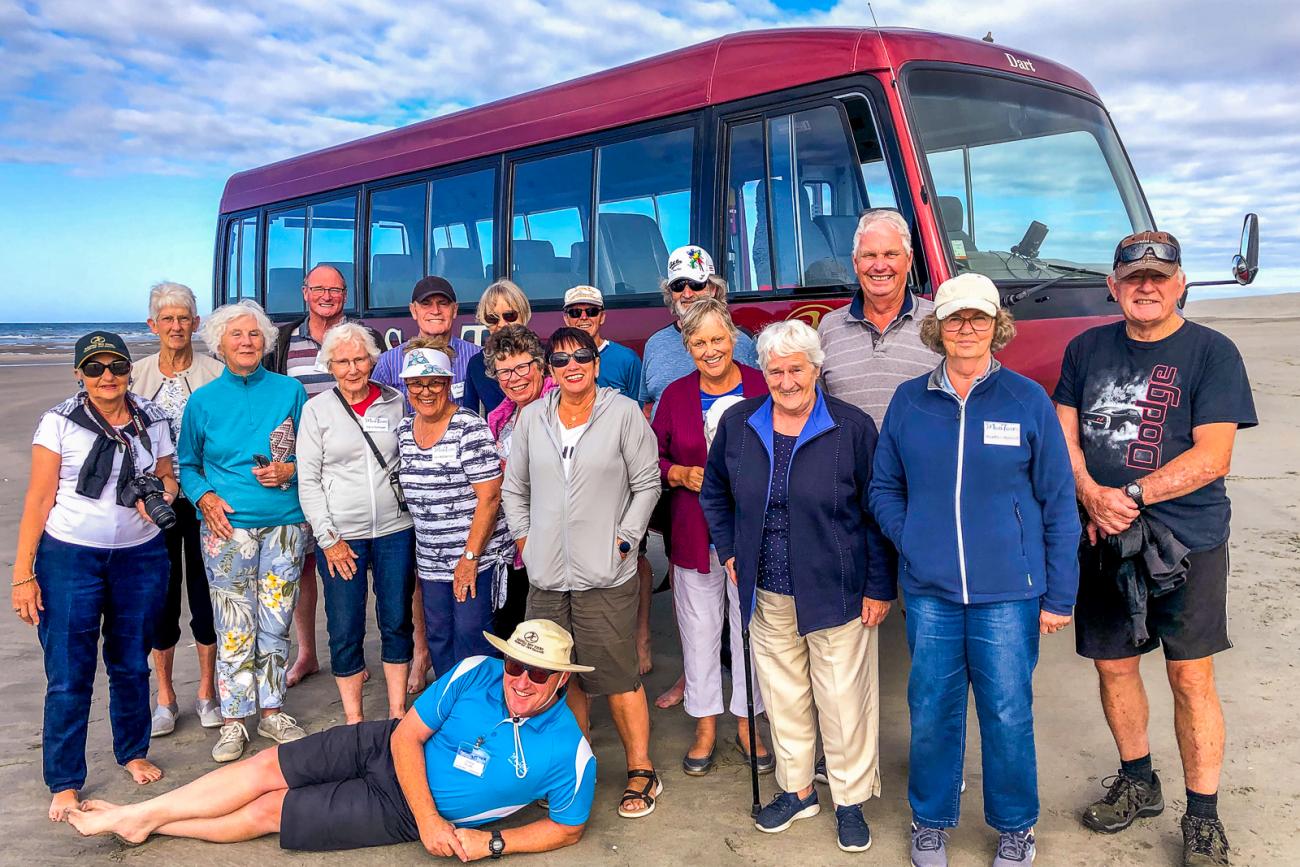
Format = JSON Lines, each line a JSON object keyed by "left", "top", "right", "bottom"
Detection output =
{"left": 667, "top": 245, "right": 715, "bottom": 284}
{"left": 933, "top": 273, "right": 1001, "bottom": 320}
{"left": 563, "top": 285, "right": 604, "bottom": 308}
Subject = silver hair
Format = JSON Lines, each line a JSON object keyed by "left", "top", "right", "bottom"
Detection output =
{"left": 756, "top": 319, "right": 825, "bottom": 371}
{"left": 851, "top": 208, "right": 912, "bottom": 258}
{"left": 199, "top": 300, "right": 279, "bottom": 361}
{"left": 148, "top": 281, "right": 199, "bottom": 320}
{"left": 320, "top": 321, "right": 380, "bottom": 366}
{"left": 678, "top": 297, "right": 739, "bottom": 346}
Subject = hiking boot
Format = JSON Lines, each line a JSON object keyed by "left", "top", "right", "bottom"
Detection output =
{"left": 257, "top": 711, "right": 306, "bottom": 743}
{"left": 834, "top": 804, "right": 872, "bottom": 853}
{"left": 911, "top": 824, "right": 949, "bottom": 867}
{"left": 992, "top": 829, "right": 1036, "bottom": 865}
{"left": 1082, "top": 770, "right": 1164, "bottom": 833}
{"left": 1182, "top": 814, "right": 1230, "bottom": 865}
{"left": 212, "top": 722, "right": 249, "bottom": 763}
{"left": 755, "top": 789, "right": 820, "bottom": 833}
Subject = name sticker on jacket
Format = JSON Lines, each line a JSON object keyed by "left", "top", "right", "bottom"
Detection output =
{"left": 362, "top": 416, "right": 390, "bottom": 433}
{"left": 451, "top": 382, "right": 465, "bottom": 400}
{"left": 983, "top": 421, "right": 1020, "bottom": 446}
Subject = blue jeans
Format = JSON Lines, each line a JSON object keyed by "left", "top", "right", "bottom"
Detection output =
{"left": 420, "top": 567, "right": 498, "bottom": 678}
{"left": 904, "top": 593, "right": 1040, "bottom": 833}
{"left": 35, "top": 533, "right": 169, "bottom": 792}
{"left": 317, "top": 528, "right": 416, "bottom": 677}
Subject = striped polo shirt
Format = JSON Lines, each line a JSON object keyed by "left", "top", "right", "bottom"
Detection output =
{"left": 818, "top": 290, "right": 939, "bottom": 429}
{"left": 396, "top": 408, "right": 508, "bottom": 581}
{"left": 285, "top": 318, "right": 347, "bottom": 397}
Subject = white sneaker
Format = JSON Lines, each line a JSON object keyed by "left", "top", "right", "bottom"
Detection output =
{"left": 257, "top": 712, "right": 306, "bottom": 744}
{"left": 212, "top": 722, "right": 249, "bottom": 763}
{"left": 194, "top": 698, "right": 223, "bottom": 729}
{"left": 150, "top": 703, "right": 178, "bottom": 737}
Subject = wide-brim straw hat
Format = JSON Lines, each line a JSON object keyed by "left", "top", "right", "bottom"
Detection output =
{"left": 483, "top": 619, "right": 594, "bottom": 673}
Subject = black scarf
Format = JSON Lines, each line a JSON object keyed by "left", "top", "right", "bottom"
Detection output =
{"left": 61, "top": 393, "right": 155, "bottom": 507}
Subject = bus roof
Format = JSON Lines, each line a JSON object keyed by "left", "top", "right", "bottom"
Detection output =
{"left": 219, "top": 27, "right": 1096, "bottom": 214}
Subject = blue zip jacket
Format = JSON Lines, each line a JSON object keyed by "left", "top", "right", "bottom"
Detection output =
{"left": 178, "top": 364, "right": 307, "bottom": 528}
{"left": 700, "top": 388, "right": 894, "bottom": 636}
{"left": 868, "top": 362, "right": 1080, "bottom": 615}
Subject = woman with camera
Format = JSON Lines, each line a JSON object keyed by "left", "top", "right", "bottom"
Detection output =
{"left": 177, "top": 300, "right": 309, "bottom": 764}
{"left": 12, "top": 331, "right": 178, "bottom": 822}
{"left": 298, "top": 323, "right": 415, "bottom": 723}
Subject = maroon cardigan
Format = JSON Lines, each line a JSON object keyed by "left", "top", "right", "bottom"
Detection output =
{"left": 652, "top": 364, "right": 768, "bottom": 572}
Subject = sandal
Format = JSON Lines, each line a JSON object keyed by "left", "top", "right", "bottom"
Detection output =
{"left": 618, "top": 769, "right": 663, "bottom": 819}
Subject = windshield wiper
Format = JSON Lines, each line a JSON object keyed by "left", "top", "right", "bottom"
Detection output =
{"left": 1003, "top": 275, "right": 1066, "bottom": 308}
{"left": 1013, "top": 255, "right": 1110, "bottom": 279}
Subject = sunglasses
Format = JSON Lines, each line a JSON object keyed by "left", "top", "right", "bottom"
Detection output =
{"left": 549, "top": 349, "right": 597, "bottom": 368}
{"left": 81, "top": 359, "right": 132, "bottom": 378}
{"left": 564, "top": 305, "right": 602, "bottom": 319}
{"left": 669, "top": 278, "right": 709, "bottom": 294}
{"left": 483, "top": 310, "right": 520, "bottom": 326}
{"left": 1114, "top": 241, "right": 1181, "bottom": 268}
{"left": 504, "top": 658, "right": 555, "bottom": 684}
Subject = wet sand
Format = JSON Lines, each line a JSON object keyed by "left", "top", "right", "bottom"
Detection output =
{"left": 1, "top": 296, "right": 1297, "bottom": 865}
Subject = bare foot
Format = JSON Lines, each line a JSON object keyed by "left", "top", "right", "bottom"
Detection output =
{"left": 285, "top": 657, "right": 320, "bottom": 688}
{"left": 654, "top": 674, "right": 686, "bottom": 709}
{"left": 123, "top": 759, "right": 164, "bottom": 785}
{"left": 67, "top": 804, "right": 150, "bottom": 844}
{"left": 636, "top": 636, "right": 653, "bottom": 676}
{"left": 49, "top": 789, "right": 79, "bottom": 822}
{"left": 361, "top": 669, "right": 371, "bottom": 684}
{"left": 407, "top": 659, "right": 429, "bottom": 695}
{"left": 78, "top": 799, "right": 121, "bottom": 812}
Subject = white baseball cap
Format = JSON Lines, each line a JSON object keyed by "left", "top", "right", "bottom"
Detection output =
{"left": 563, "top": 285, "right": 604, "bottom": 308}
{"left": 398, "top": 347, "right": 454, "bottom": 379}
{"left": 933, "top": 273, "right": 1001, "bottom": 320}
{"left": 667, "top": 245, "right": 715, "bottom": 285}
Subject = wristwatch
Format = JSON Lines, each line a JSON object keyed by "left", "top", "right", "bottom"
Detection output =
{"left": 1123, "top": 481, "right": 1145, "bottom": 509}
{"left": 489, "top": 830, "right": 505, "bottom": 859}
{"left": 463, "top": 548, "right": 478, "bottom": 562}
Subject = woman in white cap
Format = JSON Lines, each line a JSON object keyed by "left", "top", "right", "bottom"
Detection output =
{"left": 869, "top": 273, "right": 1080, "bottom": 867}
{"left": 397, "top": 340, "right": 510, "bottom": 677}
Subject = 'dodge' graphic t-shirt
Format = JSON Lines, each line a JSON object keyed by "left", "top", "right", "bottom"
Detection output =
{"left": 1053, "top": 319, "right": 1257, "bottom": 552}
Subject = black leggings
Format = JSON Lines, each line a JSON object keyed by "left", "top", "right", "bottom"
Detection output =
{"left": 493, "top": 564, "right": 531, "bottom": 639}
{"left": 152, "top": 497, "right": 217, "bottom": 650}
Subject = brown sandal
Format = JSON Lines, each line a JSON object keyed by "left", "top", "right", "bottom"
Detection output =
{"left": 618, "top": 769, "right": 663, "bottom": 818}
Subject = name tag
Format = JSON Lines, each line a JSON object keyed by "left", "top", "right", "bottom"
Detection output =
{"left": 453, "top": 742, "right": 490, "bottom": 777}
{"left": 362, "top": 416, "right": 390, "bottom": 433}
{"left": 451, "top": 382, "right": 465, "bottom": 400}
{"left": 429, "top": 443, "right": 458, "bottom": 464}
{"left": 984, "top": 421, "right": 1020, "bottom": 447}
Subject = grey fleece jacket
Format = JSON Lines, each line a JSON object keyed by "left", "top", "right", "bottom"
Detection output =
{"left": 501, "top": 387, "right": 660, "bottom": 592}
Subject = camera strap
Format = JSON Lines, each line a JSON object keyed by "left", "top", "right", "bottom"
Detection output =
{"left": 67, "top": 393, "right": 154, "bottom": 503}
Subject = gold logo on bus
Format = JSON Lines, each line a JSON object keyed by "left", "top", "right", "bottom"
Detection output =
{"left": 786, "top": 302, "right": 838, "bottom": 329}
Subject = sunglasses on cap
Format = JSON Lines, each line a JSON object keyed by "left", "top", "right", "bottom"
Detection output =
{"left": 82, "top": 359, "right": 132, "bottom": 378}
{"left": 564, "top": 305, "right": 602, "bottom": 319}
{"left": 669, "top": 278, "right": 709, "bottom": 294}
{"left": 483, "top": 310, "right": 520, "bottom": 326}
{"left": 1114, "top": 240, "right": 1181, "bottom": 268}
{"left": 549, "top": 349, "right": 597, "bottom": 368}
{"left": 504, "top": 658, "right": 556, "bottom": 684}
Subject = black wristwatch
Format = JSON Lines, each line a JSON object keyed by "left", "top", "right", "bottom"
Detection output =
{"left": 489, "top": 830, "right": 505, "bottom": 859}
{"left": 1123, "top": 481, "right": 1145, "bottom": 509}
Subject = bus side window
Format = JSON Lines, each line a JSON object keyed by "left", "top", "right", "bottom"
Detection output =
{"left": 266, "top": 206, "right": 306, "bottom": 316}
{"left": 431, "top": 168, "right": 497, "bottom": 306}
{"left": 369, "top": 181, "right": 427, "bottom": 309}
{"left": 224, "top": 216, "right": 259, "bottom": 303}
{"left": 511, "top": 150, "right": 592, "bottom": 302}
{"left": 307, "top": 195, "right": 357, "bottom": 313}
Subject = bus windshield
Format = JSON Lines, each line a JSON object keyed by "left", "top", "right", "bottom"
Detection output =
{"left": 906, "top": 68, "right": 1153, "bottom": 283}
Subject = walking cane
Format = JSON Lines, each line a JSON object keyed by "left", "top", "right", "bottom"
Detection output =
{"left": 741, "top": 624, "right": 761, "bottom": 818}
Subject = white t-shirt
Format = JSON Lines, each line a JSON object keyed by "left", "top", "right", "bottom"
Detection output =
{"left": 33, "top": 410, "right": 175, "bottom": 549}
{"left": 559, "top": 422, "right": 588, "bottom": 479}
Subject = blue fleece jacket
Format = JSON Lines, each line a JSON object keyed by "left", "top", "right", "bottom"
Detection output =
{"left": 178, "top": 365, "right": 307, "bottom": 528}
{"left": 868, "top": 363, "right": 1080, "bottom": 615}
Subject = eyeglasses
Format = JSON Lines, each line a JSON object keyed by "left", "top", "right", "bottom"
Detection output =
{"left": 1114, "top": 240, "right": 1180, "bottom": 269}
{"left": 941, "top": 314, "right": 994, "bottom": 333}
{"left": 306, "top": 286, "right": 346, "bottom": 297}
{"left": 407, "top": 380, "right": 449, "bottom": 393}
{"left": 483, "top": 310, "right": 520, "bottom": 326}
{"left": 504, "top": 658, "right": 555, "bottom": 684}
{"left": 490, "top": 359, "right": 539, "bottom": 382}
{"left": 669, "top": 279, "right": 709, "bottom": 294}
{"left": 549, "top": 349, "right": 597, "bottom": 368}
{"left": 82, "top": 359, "right": 132, "bottom": 378}
{"left": 564, "top": 305, "right": 602, "bottom": 320}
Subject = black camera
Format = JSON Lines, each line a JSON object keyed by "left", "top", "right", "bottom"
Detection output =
{"left": 126, "top": 473, "right": 176, "bottom": 530}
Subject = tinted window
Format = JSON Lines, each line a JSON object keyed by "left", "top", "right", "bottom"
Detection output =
{"left": 238, "top": 215, "right": 258, "bottom": 300}
{"left": 723, "top": 120, "right": 767, "bottom": 292}
{"left": 369, "top": 182, "right": 427, "bottom": 308}
{"left": 594, "top": 127, "right": 694, "bottom": 296}
{"left": 841, "top": 95, "right": 898, "bottom": 211}
{"left": 308, "top": 195, "right": 357, "bottom": 312}
{"left": 224, "top": 221, "right": 239, "bottom": 303}
{"left": 431, "top": 168, "right": 497, "bottom": 305}
{"left": 266, "top": 206, "right": 306, "bottom": 315}
{"left": 511, "top": 150, "right": 592, "bottom": 301}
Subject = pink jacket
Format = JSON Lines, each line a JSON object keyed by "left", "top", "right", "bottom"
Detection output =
{"left": 487, "top": 377, "right": 557, "bottom": 441}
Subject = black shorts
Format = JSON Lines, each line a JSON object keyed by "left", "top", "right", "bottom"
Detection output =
{"left": 1075, "top": 542, "right": 1232, "bottom": 661}
{"left": 278, "top": 720, "right": 419, "bottom": 851}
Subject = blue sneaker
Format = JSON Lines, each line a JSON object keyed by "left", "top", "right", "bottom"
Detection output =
{"left": 755, "top": 789, "right": 820, "bottom": 833}
{"left": 992, "top": 829, "right": 1036, "bottom": 865}
{"left": 813, "top": 755, "right": 828, "bottom": 784}
{"left": 835, "top": 804, "right": 872, "bottom": 852}
{"left": 911, "top": 824, "right": 949, "bottom": 866}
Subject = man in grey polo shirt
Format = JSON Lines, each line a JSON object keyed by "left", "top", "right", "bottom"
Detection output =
{"left": 818, "top": 209, "right": 939, "bottom": 428}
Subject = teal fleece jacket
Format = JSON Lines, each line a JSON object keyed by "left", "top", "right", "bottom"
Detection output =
{"left": 178, "top": 365, "right": 307, "bottom": 528}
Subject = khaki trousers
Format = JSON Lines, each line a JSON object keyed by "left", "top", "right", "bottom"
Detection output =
{"left": 750, "top": 589, "right": 882, "bottom": 806}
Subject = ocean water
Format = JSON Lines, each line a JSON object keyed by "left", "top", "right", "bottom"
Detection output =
{"left": 0, "top": 322, "right": 155, "bottom": 347}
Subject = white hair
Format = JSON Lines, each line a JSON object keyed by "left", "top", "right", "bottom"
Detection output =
{"left": 199, "top": 300, "right": 279, "bottom": 361}
{"left": 148, "top": 281, "right": 198, "bottom": 320}
{"left": 851, "top": 208, "right": 912, "bottom": 258}
{"left": 756, "top": 319, "right": 825, "bottom": 371}
{"left": 320, "top": 322, "right": 380, "bottom": 366}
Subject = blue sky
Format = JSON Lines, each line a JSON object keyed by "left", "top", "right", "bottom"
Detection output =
{"left": 2, "top": 0, "right": 1296, "bottom": 321}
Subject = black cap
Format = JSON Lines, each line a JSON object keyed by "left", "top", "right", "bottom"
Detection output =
{"left": 74, "top": 331, "right": 131, "bottom": 369}
{"left": 411, "top": 276, "right": 456, "bottom": 304}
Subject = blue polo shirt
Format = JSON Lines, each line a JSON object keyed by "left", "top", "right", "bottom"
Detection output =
{"left": 412, "top": 656, "right": 595, "bottom": 828}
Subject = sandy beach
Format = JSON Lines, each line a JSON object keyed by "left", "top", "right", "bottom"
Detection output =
{"left": 1, "top": 295, "right": 1296, "bottom": 865}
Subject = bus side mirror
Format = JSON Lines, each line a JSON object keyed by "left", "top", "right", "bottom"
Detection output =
{"left": 1232, "top": 213, "right": 1259, "bottom": 285}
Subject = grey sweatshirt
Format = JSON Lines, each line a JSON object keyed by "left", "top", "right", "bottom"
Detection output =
{"left": 501, "top": 387, "right": 660, "bottom": 592}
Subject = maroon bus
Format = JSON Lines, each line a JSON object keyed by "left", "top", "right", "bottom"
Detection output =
{"left": 214, "top": 27, "right": 1182, "bottom": 391}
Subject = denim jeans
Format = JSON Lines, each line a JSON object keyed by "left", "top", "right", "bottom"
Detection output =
{"left": 420, "top": 567, "right": 498, "bottom": 678}
{"left": 904, "top": 593, "right": 1040, "bottom": 833}
{"left": 317, "top": 528, "right": 416, "bottom": 677}
{"left": 35, "top": 532, "right": 169, "bottom": 792}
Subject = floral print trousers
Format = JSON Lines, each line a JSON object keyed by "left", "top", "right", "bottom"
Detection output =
{"left": 200, "top": 523, "right": 306, "bottom": 719}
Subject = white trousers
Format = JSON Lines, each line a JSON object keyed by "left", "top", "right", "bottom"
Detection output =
{"left": 673, "top": 549, "right": 764, "bottom": 719}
